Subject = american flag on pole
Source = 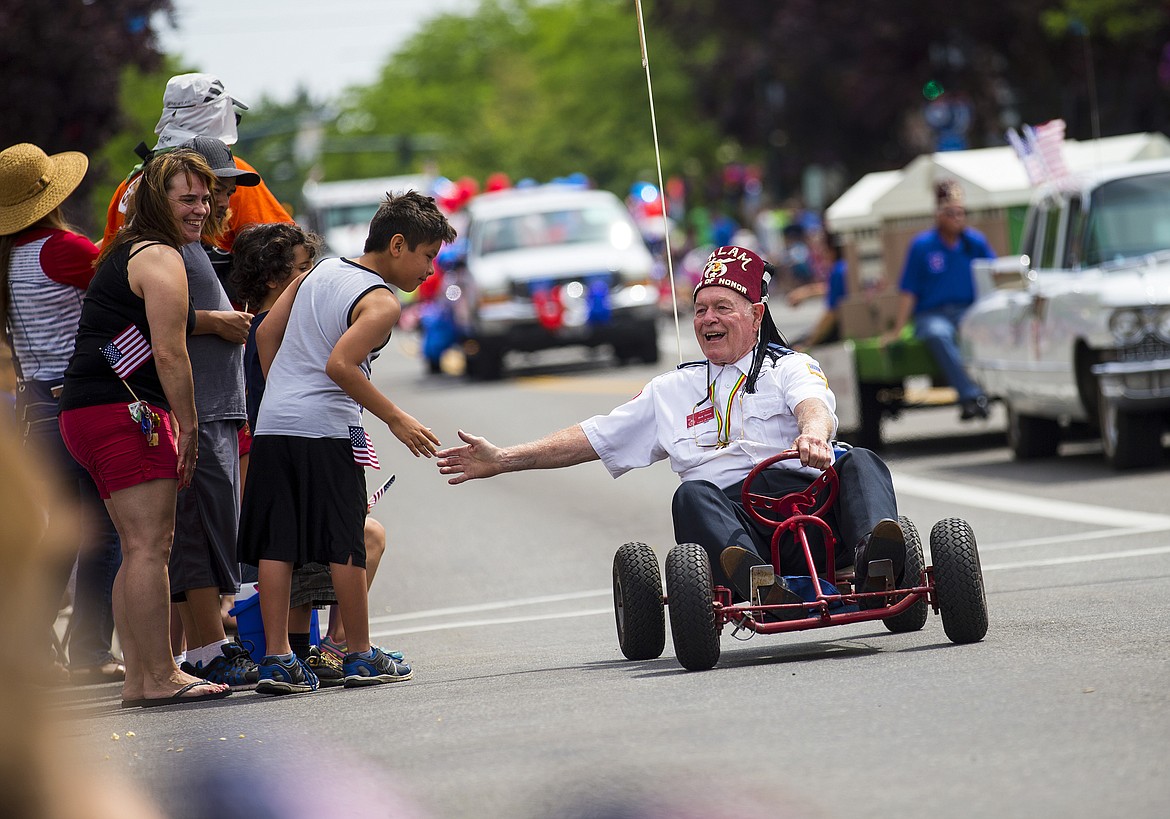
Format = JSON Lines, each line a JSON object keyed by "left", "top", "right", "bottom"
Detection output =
{"left": 349, "top": 425, "right": 381, "bottom": 469}
{"left": 1006, "top": 127, "right": 1045, "bottom": 185}
{"left": 100, "top": 324, "right": 153, "bottom": 379}
{"left": 1025, "top": 119, "right": 1069, "bottom": 184}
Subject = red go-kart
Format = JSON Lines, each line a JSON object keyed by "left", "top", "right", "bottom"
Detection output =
{"left": 612, "top": 450, "right": 989, "bottom": 670}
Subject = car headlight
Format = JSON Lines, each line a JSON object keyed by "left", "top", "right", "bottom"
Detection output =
{"left": 1109, "top": 309, "right": 1145, "bottom": 344}
{"left": 1155, "top": 308, "right": 1170, "bottom": 344}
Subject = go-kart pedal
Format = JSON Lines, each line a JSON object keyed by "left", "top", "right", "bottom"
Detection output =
{"left": 720, "top": 546, "right": 806, "bottom": 621}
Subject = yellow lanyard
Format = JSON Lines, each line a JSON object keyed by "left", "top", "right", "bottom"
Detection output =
{"left": 707, "top": 368, "right": 747, "bottom": 448}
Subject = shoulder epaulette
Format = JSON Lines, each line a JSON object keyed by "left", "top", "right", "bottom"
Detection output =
{"left": 677, "top": 359, "right": 707, "bottom": 370}
{"left": 763, "top": 343, "right": 796, "bottom": 362}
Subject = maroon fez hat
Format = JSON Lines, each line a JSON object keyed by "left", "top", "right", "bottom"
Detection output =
{"left": 693, "top": 245, "right": 769, "bottom": 303}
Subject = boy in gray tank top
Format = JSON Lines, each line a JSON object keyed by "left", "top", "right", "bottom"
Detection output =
{"left": 237, "top": 191, "right": 456, "bottom": 694}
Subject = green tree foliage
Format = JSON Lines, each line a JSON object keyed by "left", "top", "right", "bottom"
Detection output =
{"left": 318, "top": 0, "right": 720, "bottom": 197}
{"left": 0, "top": 0, "right": 175, "bottom": 233}
{"left": 650, "top": 0, "right": 1170, "bottom": 195}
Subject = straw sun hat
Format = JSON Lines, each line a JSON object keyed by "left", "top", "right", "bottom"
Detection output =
{"left": 0, "top": 143, "right": 88, "bottom": 235}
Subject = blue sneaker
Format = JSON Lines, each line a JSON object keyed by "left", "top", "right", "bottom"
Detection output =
{"left": 321, "top": 636, "right": 405, "bottom": 664}
{"left": 255, "top": 654, "right": 320, "bottom": 696}
{"left": 342, "top": 646, "right": 412, "bottom": 687}
{"left": 184, "top": 642, "right": 259, "bottom": 689}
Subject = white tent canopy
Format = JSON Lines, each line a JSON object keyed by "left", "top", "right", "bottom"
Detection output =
{"left": 829, "top": 132, "right": 1170, "bottom": 225}
{"left": 823, "top": 170, "right": 902, "bottom": 232}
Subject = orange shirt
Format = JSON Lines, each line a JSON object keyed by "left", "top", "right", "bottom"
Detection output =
{"left": 102, "top": 155, "right": 292, "bottom": 251}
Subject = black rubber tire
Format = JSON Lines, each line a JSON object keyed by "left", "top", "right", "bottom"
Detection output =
{"left": 612, "top": 542, "right": 665, "bottom": 661}
{"left": 930, "top": 517, "right": 989, "bottom": 644}
{"left": 1007, "top": 403, "right": 1061, "bottom": 459}
{"left": 664, "top": 543, "right": 720, "bottom": 671}
{"left": 614, "top": 320, "right": 660, "bottom": 366}
{"left": 855, "top": 382, "right": 885, "bottom": 451}
{"left": 883, "top": 515, "right": 929, "bottom": 633}
{"left": 1099, "top": 391, "right": 1163, "bottom": 470}
{"left": 464, "top": 338, "right": 504, "bottom": 381}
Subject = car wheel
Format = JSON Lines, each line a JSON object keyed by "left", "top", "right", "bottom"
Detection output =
{"left": 664, "top": 543, "right": 720, "bottom": 671}
{"left": 1006, "top": 403, "right": 1061, "bottom": 459}
{"left": 612, "top": 542, "right": 665, "bottom": 661}
{"left": 855, "top": 382, "right": 885, "bottom": 451}
{"left": 1098, "top": 392, "right": 1163, "bottom": 470}
{"left": 614, "top": 320, "right": 660, "bottom": 366}
{"left": 882, "top": 515, "right": 929, "bottom": 633}
{"left": 463, "top": 338, "right": 504, "bottom": 381}
{"left": 930, "top": 517, "right": 988, "bottom": 644}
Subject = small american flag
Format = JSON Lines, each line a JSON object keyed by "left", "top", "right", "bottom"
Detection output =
{"left": 366, "top": 475, "right": 395, "bottom": 511}
{"left": 100, "top": 324, "right": 152, "bottom": 379}
{"left": 349, "top": 425, "right": 381, "bottom": 469}
{"left": 1025, "top": 120, "right": 1068, "bottom": 184}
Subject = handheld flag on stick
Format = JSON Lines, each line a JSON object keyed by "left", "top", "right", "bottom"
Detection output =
{"left": 1007, "top": 119, "right": 1069, "bottom": 187}
{"left": 349, "top": 425, "right": 381, "bottom": 469}
{"left": 101, "top": 324, "right": 152, "bottom": 379}
{"left": 367, "top": 475, "right": 395, "bottom": 512}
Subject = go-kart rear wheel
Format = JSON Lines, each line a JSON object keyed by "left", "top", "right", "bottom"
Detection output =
{"left": 930, "top": 517, "right": 989, "bottom": 644}
{"left": 665, "top": 543, "right": 720, "bottom": 671}
{"left": 612, "top": 542, "right": 665, "bottom": 661}
{"left": 882, "top": 515, "right": 929, "bottom": 633}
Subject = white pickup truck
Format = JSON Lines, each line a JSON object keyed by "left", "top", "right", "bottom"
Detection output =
{"left": 960, "top": 157, "right": 1170, "bottom": 469}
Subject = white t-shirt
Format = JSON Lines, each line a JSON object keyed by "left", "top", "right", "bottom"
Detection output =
{"left": 581, "top": 348, "right": 836, "bottom": 489}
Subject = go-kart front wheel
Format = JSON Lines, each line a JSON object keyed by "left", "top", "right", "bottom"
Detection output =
{"left": 930, "top": 517, "right": 989, "bottom": 644}
{"left": 665, "top": 543, "right": 720, "bottom": 671}
{"left": 882, "top": 515, "right": 929, "bottom": 633}
{"left": 612, "top": 542, "right": 665, "bottom": 661}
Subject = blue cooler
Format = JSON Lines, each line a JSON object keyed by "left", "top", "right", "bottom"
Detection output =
{"left": 230, "top": 591, "right": 321, "bottom": 663}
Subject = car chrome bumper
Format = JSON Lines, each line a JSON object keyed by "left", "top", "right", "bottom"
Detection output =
{"left": 1092, "top": 358, "right": 1170, "bottom": 407}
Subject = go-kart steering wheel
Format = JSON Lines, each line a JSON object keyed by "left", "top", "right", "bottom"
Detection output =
{"left": 741, "top": 449, "right": 839, "bottom": 529}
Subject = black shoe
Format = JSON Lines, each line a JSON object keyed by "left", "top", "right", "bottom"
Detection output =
{"left": 854, "top": 519, "right": 906, "bottom": 589}
{"left": 719, "top": 546, "right": 806, "bottom": 620}
{"left": 960, "top": 395, "right": 990, "bottom": 421}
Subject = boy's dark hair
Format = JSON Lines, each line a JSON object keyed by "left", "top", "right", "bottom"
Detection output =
{"left": 364, "top": 190, "right": 457, "bottom": 253}
{"left": 230, "top": 222, "right": 323, "bottom": 310}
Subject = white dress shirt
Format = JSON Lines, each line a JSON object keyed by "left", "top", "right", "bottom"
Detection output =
{"left": 581, "top": 347, "right": 837, "bottom": 489}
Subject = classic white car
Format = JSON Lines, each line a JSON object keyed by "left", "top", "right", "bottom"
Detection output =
{"left": 456, "top": 185, "right": 660, "bottom": 379}
{"left": 961, "top": 157, "right": 1170, "bottom": 469}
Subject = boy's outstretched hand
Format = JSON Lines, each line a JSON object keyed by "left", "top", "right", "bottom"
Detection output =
{"left": 388, "top": 409, "right": 441, "bottom": 458}
{"left": 436, "top": 430, "right": 503, "bottom": 484}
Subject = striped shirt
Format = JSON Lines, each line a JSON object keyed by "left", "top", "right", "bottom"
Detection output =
{"left": 5, "top": 228, "right": 97, "bottom": 382}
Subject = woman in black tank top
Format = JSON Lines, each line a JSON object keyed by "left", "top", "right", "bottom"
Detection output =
{"left": 58, "top": 150, "right": 232, "bottom": 707}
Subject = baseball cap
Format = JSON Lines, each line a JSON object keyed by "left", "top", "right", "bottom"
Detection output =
{"left": 182, "top": 137, "right": 261, "bottom": 187}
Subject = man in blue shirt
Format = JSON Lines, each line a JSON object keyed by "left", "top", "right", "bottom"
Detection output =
{"left": 884, "top": 180, "right": 994, "bottom": 420}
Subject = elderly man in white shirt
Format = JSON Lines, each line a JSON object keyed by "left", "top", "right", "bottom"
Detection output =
{"left": 437, "top": 246, "right": 905, "bottom": 613}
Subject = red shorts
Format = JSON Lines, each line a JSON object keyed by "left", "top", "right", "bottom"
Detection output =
{"left": 59, "top": 402, "right": 178, "bottom": 498}
{"left": 238, "top": 422, "right": 252, "bottom": 458}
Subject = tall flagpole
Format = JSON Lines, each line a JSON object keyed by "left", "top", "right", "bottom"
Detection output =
{"left": 634, "top": 0, "right": 683, "bottom": 365}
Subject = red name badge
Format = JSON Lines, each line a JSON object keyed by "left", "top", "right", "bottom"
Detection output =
{"left": 687, "top": 406, "right": 715, "bottom": 428}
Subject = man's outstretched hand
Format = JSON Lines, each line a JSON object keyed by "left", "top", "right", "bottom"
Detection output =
{"left": 436, "top": 429, "right": 503, "bottom": 484}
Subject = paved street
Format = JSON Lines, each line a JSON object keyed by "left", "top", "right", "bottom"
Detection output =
{"left": 57, "top": 309, "right": 1170, "bottom": 818}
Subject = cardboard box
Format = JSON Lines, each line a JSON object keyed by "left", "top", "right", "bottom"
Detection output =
{"left": 837, "top": 291, "right": 901, "bottom": 340}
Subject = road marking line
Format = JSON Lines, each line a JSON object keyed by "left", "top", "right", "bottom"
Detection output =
{"left": 370, "top": 607, "right": 612, "bottom": 638}
{"left": 976, "top": 526, "right": 1165, "bottom": 551}
{"left": 368, "top": 547, "right": 1170, "bottom": 638}
{"left": 368, "top": 589, "right": 611, "bottom": 625}
{"left": 982, "top": 544, "right": 1170, "bottom": 571}
{"left": 892, "top": 472, "right": 1170, "bottom": 529}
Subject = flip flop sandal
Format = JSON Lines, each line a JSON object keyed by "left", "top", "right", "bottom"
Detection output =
{"left": 139, "top": 680, "right": 232, "bottom": 708}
